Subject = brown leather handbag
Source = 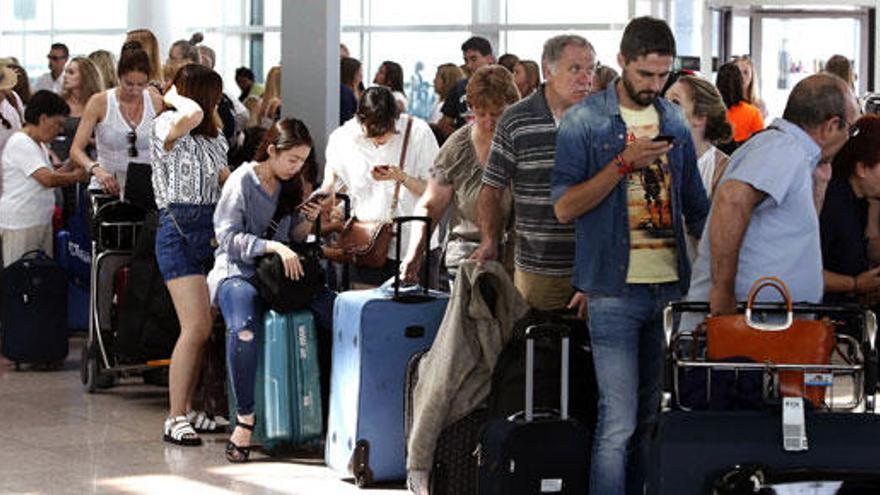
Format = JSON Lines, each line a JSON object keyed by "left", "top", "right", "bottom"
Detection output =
{"left": 706, "top": 276, "right": 835, "bottom": 407}
{"left": 323, "top": 116, "right": 414, "bottom": 268}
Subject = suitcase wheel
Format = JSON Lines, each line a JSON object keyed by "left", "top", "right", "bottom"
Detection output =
{"left": 350, "top": 440, "right": 374, "bottom": 488}
{"left": 81, "top": 343, "right": 114, "bottom": 393}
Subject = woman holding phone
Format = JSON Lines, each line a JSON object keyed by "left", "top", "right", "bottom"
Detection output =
{"left": 208, "top": 118, "right": 335, "bottom": 462}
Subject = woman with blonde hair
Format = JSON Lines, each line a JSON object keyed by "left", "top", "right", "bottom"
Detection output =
{"left": 88, "top": 50, "right": 118, "bottom": 89}
{"left": 126, "top": 28, "right": 163, "bottom": 85}
{"left": 664, "top": 75, "right": 733, "bottom": 198}
{"left": 400, "top": 65, "right": 520, "bottom": 285}
{"left": 61, "top": 57, "right": 104, "bottom": 117}
{"left": 732, "top": 55, "right": 767, "bottom": 118}
{"left": 513, "top": 60, "right": 540, "bottom": 97}
{"left": 430, "top": 63, "right": 464, "bottom": 124}
{"left": 254, "top": 65, "right": 281, "bottom": 129}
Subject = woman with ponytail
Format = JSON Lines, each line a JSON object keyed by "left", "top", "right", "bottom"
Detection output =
{"left": 665, "top": 75, "right": 734, "bottom": 198}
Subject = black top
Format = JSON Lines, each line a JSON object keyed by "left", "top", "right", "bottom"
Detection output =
{"left": 440, "top": 78, "right": 470, "bottom": 129}
{"left": 340, "top": 84, "right": 357, "bottom": 126}
{"left": 820, "top": 176, "right": 869, "bottom": 304}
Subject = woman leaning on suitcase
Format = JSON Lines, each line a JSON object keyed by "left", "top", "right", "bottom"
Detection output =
{"left": 207, "top": 118, "right": 335, "bottom": 462}
{"left": 151, "top": 63, "right": 231, "bottom": 447}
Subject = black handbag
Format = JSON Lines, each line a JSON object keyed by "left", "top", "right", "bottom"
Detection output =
{"left": 251, "top": 201, "right": 326, "bottom": 313}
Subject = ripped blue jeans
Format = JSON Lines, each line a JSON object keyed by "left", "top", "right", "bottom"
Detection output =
{"left": 217, "top": 276, "right": 335, "bottom": 417}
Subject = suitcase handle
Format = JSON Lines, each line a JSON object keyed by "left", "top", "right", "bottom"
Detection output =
{"left": 392, "top": 216, "right": 432, "bottom": 300}
{"left": 16, "top": 250, "right": 50, "bottom": 262}
{"left": 524, "top": 323, "right": 570, "bottom": 422}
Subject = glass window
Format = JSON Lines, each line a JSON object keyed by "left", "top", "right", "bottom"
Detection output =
{"left": 1, "top": 33, "right": 52, "bottom": 81}
{"left": 265, "top": 0, "right": 280, "bottom": 26}
{"left": 59, "top": 34, "right": 126, "bottom": 59}
{"left": 341, "top": 32, "right": 362, "bottom": 60}
{"left": 53, "top": 0, "right": 127, "bottom": 30}
{"left": 368, "top": 0, "right": 471, "bottom": 26}
{"left": 0, "top": 0, "right": 52, "bottom": 31}
{"left": 263, "top": 31, "right": 281, "bottom": 78}
{"left": 178, "top": 0, "right": 224, "bottom": 27}
{"left": 341, "top": 0, "right": 362, "bottom": 27}
{"left": 731, "top": 14, "right": 750, "bottom": 59}
{"left": 505, "top": 0, "right": 628, "bottom": 24}
{"left": 503, "top": 30, "right": 623, "bottom": 71}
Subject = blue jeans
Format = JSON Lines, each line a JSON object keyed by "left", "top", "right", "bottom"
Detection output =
{"left": 217, "top": 276, "right": 336, "bottom": 416}
{"left": 587, "top": 283, "right": 679, "bottom": 495}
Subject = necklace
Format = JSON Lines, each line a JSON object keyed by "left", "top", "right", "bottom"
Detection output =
{"left": 118, "top": 90, "right": 143, "bottom": 129}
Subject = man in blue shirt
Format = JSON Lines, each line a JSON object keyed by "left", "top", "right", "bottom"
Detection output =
{"left": 552, "top": 17, "right": 709, "bottom": 495}
{"left": 686, "top": 73, "right": 859, "bottom": 315}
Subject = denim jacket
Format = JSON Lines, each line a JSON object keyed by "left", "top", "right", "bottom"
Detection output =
{"left": 551, "top": 85, "right": 709, "bottom": 297}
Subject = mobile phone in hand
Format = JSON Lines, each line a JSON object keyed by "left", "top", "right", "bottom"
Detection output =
{"left": 372, "top": 165, "right": 391, "bottom": 173}
{"left": 652, "top": 134, "right": 675, "bottom": 144}
{"left": 298, "top": 190, "right": 329, "bottom": 209}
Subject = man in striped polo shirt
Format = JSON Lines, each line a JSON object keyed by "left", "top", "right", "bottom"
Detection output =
{"left": 473, "top": 34, "right": 595, "bottom": 314}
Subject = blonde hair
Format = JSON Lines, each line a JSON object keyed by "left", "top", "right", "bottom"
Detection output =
{"left": 466, "top": 64, "right": 520, "bottom": 111}
{"left": 434, "top": 63, "right": 465, "bottom": 100}
{"left": 732, "top": 55, "right": 760, "bottom": 105}
{"left": 88, "top": 50, "right": 118, "bottom": 89}
{"left": 162, "top": 58, "right": 188, "bottom": 84}
{"left": 677, "top": 75, "right": 733, "bottom": 145}
{"left": 62, "top": 57, "right": 104, "bottom": 105}
{"left": 263, "top": 65, "right": 281, "bottom": 101}
{"left": 126, "top": 29, "right": 163, "bottom": 83}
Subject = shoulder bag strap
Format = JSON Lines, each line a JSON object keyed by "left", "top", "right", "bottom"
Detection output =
{"left": 390, "top": 116, "right": 414, "bottom": 213}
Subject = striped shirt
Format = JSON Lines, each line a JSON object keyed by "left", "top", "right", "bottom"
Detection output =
{"left": 482, "top": 85, "right": 575, "bottom": 276}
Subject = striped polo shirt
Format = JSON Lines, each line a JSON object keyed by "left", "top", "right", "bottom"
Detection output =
{"left": 482, "top": 85, "right": 575, "bottom": 277}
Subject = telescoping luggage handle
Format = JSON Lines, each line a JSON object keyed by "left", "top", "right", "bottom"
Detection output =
{"left": 391, "top": 215, "right": 432, "bottom": 300}
{"left": 524, "top": 323, "right": 571, "bottom": 422}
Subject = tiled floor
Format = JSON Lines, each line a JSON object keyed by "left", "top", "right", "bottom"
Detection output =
{"left": 0, "top": 337, "right": 407, "bottom": 495}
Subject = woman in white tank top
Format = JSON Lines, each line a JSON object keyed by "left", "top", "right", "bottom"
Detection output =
{"left": 71, "top": 45, "right": 163, "bottom": 200}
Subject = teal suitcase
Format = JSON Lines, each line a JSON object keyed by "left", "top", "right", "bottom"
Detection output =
{"left": 231, "top": 309, "right": 323, "bottom": 451}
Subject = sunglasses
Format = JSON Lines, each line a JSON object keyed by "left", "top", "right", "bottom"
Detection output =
{"left": 127, "top": 131, "right": 138, "bottom": 158}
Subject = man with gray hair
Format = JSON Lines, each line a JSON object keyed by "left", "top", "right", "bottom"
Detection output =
{"left": 473, "top": 34, "right": 595, "bottom": 315}
{"left": 686, "top": 72, "right": 860, "bottom": 316}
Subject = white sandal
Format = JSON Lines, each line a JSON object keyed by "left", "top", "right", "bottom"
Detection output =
{"left": 164, "top": 415, "right": 202, "bottom": 446}
{"left": 186, "top": 410, "right": 220, "bottom": 433}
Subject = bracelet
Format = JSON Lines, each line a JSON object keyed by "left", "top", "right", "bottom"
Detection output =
{"left": 615, "top": 154, "right": 633, "bottom": 175}
{"left": 397, "top": 172, "right": 408, "bottom": 185}
{"left": 87, "top": 162, "right": 100, "bottom": 176}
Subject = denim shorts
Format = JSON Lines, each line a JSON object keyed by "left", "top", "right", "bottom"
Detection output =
{"left": 155, "top": 203, "right": 216, "bottom": 282}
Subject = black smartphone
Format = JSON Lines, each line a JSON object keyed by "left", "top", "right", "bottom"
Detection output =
{"left": 298, "top": 190, "right": 329, "bottom": 209}
{"left": 652, "top": 134, "right": 675, "bottom": 144}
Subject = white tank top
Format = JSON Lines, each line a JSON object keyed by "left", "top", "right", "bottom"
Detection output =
{"left": 95, "top": 89, "right": 155, "bottom": 174}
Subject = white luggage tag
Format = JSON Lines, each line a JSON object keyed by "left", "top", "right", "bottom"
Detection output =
{"left": 782, "top": 397, "right": 808, "bottom": 452}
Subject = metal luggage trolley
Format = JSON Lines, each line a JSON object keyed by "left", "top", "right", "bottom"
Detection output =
{"left": 80, "top": 193, "right": 167, "bottom": 392}
{"left": 662, "top": 301, "right": 878, "bottom": 413}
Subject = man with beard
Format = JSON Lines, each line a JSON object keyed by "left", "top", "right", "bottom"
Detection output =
{"left": 551, "top": 17, "right": 709, "bottom": 495}
{"left": 473, "top": 34, "right": 595, "bottom": 316}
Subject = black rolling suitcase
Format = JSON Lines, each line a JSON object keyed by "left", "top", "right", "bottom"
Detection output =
{"left": 477, "top": 323, "right": 591, "bottom": 495}
{"left": 1, "top": 250, "right": 69, "bottom": 368}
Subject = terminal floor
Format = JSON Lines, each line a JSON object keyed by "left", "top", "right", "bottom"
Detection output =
{"left": 0, "top": 336, "right": 407, "bottom": 495}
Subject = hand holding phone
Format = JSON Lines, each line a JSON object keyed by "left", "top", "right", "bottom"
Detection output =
{"left": 652, "top": 134, "right": 675, "bottom": 144}
{"left": 297, "top": 190, "right": 330, "bottom": 210}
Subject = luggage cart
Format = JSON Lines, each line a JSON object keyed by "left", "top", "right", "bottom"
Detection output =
{"left": 80, "top": 195, "right": 169, "bottom": 392}
{"left": 662, "top": 302, "right": 878, "bottom": 413}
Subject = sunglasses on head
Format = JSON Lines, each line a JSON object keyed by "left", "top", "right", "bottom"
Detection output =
{"left": 127, "top": 131, "right": 138, "bottom": 158}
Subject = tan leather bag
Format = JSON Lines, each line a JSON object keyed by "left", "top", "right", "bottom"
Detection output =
{"left": 323, "top": 116, "right": 413, "bottom": 268}
{"left": 706, "top": 276, "right": 835, "bottom": 407}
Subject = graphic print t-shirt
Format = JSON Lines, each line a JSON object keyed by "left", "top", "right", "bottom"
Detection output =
{"left": 619, "top": 104, "right": 678, "bottom": 284}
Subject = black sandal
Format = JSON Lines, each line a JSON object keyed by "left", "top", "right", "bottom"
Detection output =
{"left": 225, "top": 421, "right": 257, "bottom": 463}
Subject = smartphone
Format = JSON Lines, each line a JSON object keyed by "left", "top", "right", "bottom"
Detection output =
{"left": 298, "top": 190, "right": 329, "bottom": 209}
{"left": 652, "top": 134, "right": 675, "bottom": 144}
{"left": 372, "top": 165, "right": 391, "bottom": 173}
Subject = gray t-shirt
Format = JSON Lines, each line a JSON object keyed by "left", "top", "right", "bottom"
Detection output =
{"left": 686, "top": 118, "right": 824, "bottom": 308}
{"left": 432, "top": 123, "right": 512, "bottom": 268}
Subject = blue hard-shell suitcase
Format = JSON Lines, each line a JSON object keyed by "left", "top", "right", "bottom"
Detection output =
{"left": 230, "top": 309, "right": 324, "bottom": 451}
{"left": 0, "top": 250, "right": 69, "bottom": 367}
{"left": 325, "top": 216, "right": 448, "bottom": 486}
{"left": 54, "top": 229, "right": 90, "bottom": 332}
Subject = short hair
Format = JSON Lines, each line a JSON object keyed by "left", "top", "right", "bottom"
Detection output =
{"left": 676, "top": 75, "right": 733, "bottom": 145}
{"left": 542, "top": 34, "right": 594, "bottom": 72}
{"left": 620, "top": 16, "right": 676, "bottom": 63}
{"left": 89, "top": 50, "right": 118, "bottom": 89}
{"left": 62, "top": 57, "right": 104, "bottom": 104}
{"left": 172, "top": 64, "right": 223, "bottom": 138}
{"left": 25, "top": 90, "right": 70, "bottom": 125}
{"left": 498, "top": 53, "right": 519, "bottom": 73}
{"left": 197, "top": 45, "right": 215, "bottom": 69}
{"left": 169, "top": 39, "right": 200, "bottom": 64}
{"left": 236, "top": 67, "right": 255, "bottom": 81}
{"left": 832, "top": 114, "right": 880, "bottom": 179}
{"left": 379, "top": 61, "right": 405, "bottom": 95}
{"left": 783, "top": 73, "right": 852, "bottom": 130}
{"left": 461, "top": 36, "right": 492, "bottom": 57}
{"left": 434, "top": 63, "right": 465, "bottom": 100}
{"left": 341, "top": 57, "right": 362, "bottom": 87}
{"left": 716, "top": 62, "right": 745, "bottom": 109}
{"left": 466, "top": 65, "right": 520, "bottom": 112}
{"left": 356, "top": 86, "right": 400, "bottom": 138}
{"left": 592, "top": 64, "right": 619, "bottom": 92}
{"left": 117, "top": 45, "right": 152, "bottom": 78}
{"left": 50, "top": 43, "right": 69, "bottom": 58}
{"left": 825, "top": 55, "right": 854, "bottom": 86}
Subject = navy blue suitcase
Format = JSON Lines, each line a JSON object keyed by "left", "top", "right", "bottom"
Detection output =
{"left": 478, "top": 324, "right": 591, "bottom": 495}
{"left": 325, "top": 217, "right": 449, "bottom": 486}
{"left": 1, "top": 250, "right": 69, "bottom": 367}
{"left": 54, "top": 229, "right": 90, "bottom": 332}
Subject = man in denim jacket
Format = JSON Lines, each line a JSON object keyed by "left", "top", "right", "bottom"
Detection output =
{"left": 551, "top": 17, "right": 709, "bottom": 495}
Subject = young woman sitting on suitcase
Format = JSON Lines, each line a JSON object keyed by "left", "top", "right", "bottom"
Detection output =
{"left": 207, "top": 118, "right": 336, "bottom": 462}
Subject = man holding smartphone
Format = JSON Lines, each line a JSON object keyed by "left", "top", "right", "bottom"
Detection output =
{"left": 551, "top": 17, "right": 708, "bottom": 495}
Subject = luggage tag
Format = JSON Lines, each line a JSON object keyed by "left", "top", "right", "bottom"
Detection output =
{"left": 782, "top": 397, "right": 808, "bottom": 452}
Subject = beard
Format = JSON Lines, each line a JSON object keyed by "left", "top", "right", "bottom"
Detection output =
{"left": 622, "top": 75, "right": 658, "bottom": 107}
